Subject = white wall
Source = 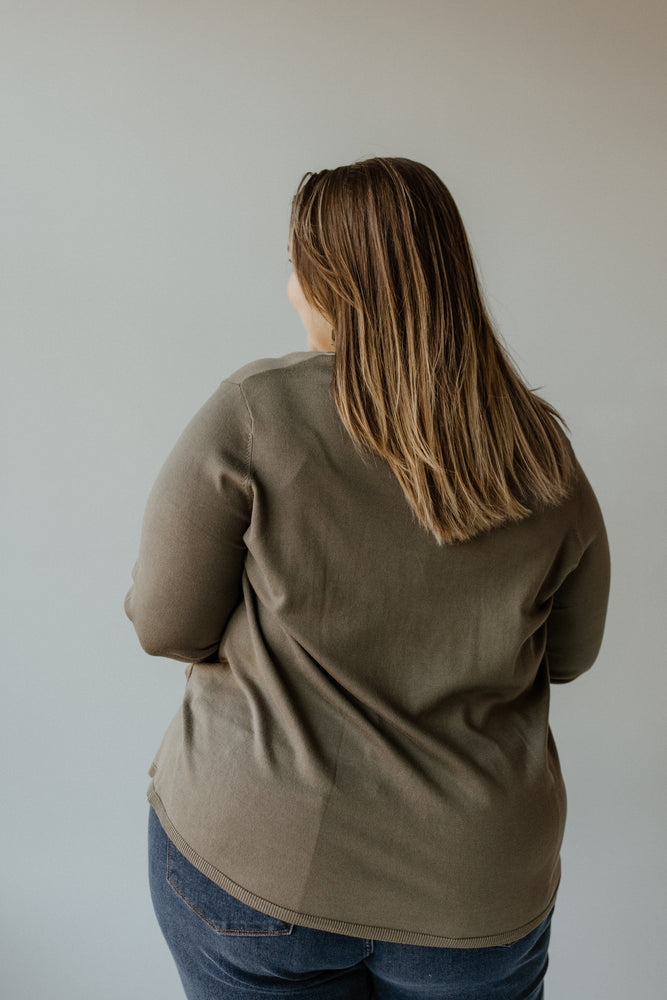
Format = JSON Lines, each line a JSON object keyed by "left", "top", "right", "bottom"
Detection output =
{"left": 1, "top": 2, "right": 664, "bottom": 996}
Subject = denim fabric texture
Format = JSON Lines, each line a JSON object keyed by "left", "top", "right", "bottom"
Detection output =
{"left": 149, "top": 807, "right": 553, "bottom": 999}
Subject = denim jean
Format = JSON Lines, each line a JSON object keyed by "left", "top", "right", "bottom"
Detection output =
{"left": 148, "top": 807, "right": 553, "bottom": 999}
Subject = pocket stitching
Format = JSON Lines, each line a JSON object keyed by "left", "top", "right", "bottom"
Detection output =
{"left": 166, "top": 842, "right": 293, "bottom": 936}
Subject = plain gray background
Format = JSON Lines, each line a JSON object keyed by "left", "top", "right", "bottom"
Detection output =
{"left": 2, "top": 1, "right": 665, "bottom": 997}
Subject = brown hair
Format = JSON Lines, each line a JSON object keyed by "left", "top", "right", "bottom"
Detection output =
{"left": 288, "top": 157, "right": 576, "bottom": 544}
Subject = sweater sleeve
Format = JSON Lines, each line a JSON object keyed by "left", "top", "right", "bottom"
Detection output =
{"left": 124, "top": 379, "right": 253, "bottom": 663}
{"left": 546, "top": 461, "right": 611, "bottom": 684}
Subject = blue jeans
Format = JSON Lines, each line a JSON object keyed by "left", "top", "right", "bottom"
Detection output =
{"left": 148, "top": 807, "right": 553, "bottom": 999}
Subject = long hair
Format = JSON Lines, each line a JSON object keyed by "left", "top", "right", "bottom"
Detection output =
{"left": 288, "top": 156, "right": 576, "bottom": 545}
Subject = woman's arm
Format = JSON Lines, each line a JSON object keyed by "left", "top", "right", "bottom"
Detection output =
{"left": 546, "top": 462, "right": 611, "bottom": 683}
{"left": 124, "top": 380, "right": 253, "bottom": 663}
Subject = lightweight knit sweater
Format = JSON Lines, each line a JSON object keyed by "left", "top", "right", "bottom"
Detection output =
{"left": 125, "top": 350, "right": 610, "bottom": 947}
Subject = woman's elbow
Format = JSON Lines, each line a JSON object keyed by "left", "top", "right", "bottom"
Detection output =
{"left": 124, "top": 588, "right": 222, "bottom": 662}
{"left": 131, "top": 615, "right": 219, "bottom": 662}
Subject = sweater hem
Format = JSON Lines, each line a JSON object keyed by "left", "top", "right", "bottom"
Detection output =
{"left": 147, "top": 784, "right": 559, "bottom": 949}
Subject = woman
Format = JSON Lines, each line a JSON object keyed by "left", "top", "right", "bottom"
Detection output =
{"left": 126, "top": 157, "right": 610, "bottom": 999}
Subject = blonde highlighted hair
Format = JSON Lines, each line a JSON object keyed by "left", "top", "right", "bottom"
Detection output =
{"left": 288, "top": 157, "right": 576, "bottom": 544}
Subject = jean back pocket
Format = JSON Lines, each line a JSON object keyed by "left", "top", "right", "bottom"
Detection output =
{"left": 167, "top": 839, "right": 294, "bottom": 936}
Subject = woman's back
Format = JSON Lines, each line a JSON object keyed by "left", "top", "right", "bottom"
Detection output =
{"left": 127, "top": 348, "right": 609, "bottom": 946}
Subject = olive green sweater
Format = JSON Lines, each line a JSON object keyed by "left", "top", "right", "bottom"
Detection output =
{"left": 125, "top": 351, "right": 610, "bottom": 947}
